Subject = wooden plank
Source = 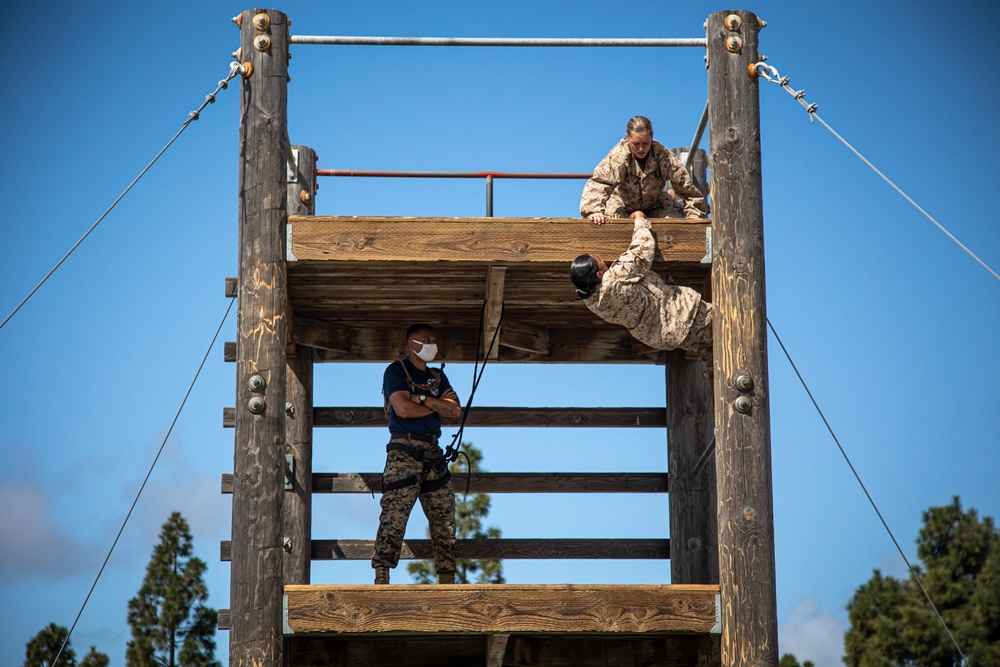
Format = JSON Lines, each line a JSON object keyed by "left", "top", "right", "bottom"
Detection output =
{"left": 298, "top": 323, "right": 672, "bottom": 364}
{"left": 288, "top": 216, "right": 710, "bottom": 264}
{"left": 231, "top": 10, "right": 290, "bottom": 667}
{"left": 277, "top": 634, "right": 719, "bottom": 667}
{"left": 220, "top": 539, "right": 669, "bottom": 562}
{"left": 222, "top": 472, "right": 669, "bottom": 494}
{"left": 498, "top": 318, "right": 549, "bottom": 355}
{"left": 283, "top": 583, "right": 719, "bottom": 635}
{"left": 708, "top": 10, "right": 779, "bottom": 666}
{"left": 223, "top": 406, "right": 667, "bottom": 428}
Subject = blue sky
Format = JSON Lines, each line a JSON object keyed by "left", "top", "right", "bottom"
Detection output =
{"left": 1, "top": 2, "right": 997, "bottom": 667}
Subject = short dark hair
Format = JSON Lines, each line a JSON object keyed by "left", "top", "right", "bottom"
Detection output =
{"left": 406, "top": 323, "right": 435, "bottom": 339}
{"left": 569, "top": 255, "right": 602, "bottom": 299}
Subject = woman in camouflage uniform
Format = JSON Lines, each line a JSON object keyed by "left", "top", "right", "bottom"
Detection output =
{"left": 569, "top": 216, "right": 713, "bottom": 371}
{"left": 580, "top": 116, "right": 706, "bottom": 224}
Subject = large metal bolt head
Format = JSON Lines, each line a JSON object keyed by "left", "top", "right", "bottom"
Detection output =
{"left": 733, "top": 396, "right": 752, "bottom": 414}
{"left": 248, "top": 374, "right": 267, "bottom": 392}
{"left": 252, "top": 13, "right": 271, "bottom": 31}
{"left": 248, "top": 396, "right": 266, "bottom": 414}
{"left": 254, "top": 34, "right": 272, "bottom": 52}
{"left": 724, "top": 14, "right": 742, "bottom": 31}
{"left": 736, "top": 374, "right": 755, "bottom": 392}
{"left": 725, "top": 35, "right": 743, "bottom": 53}
{"left": 300, "top": 189, "right": 312, "bottom": 204}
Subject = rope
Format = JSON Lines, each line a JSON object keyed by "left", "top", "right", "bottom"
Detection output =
{"left": 50, "top": 296, "right": 235, "bottom": 667}
{"left": 0, "top": 62, "right": 246, "bottom": 334}
{"left": 765, "top": 316, "right": 969, "bottom": 666}
{"left": 445, "top": 300, "right": 504, "bottom": 495}
{"left": 755, "top": 62, "right": 999, "bottom": 285}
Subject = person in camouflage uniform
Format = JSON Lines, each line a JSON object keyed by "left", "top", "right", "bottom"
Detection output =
{"left": 580, "top": 115, "right": 706, "bottom": 224}
{"left": 569, "top": 216, "right": 713, "bottom": 370}
{"left": 372, "top": 323, "right": 462, "bottom": 585}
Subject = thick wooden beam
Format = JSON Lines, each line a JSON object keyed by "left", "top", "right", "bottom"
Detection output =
{"left": 708, "top": 10, "right": 778, "bottom": 666}
{"left": 282, "top": 584, "right": 718, "bottom": 635}
{"left": 288, "top": 216, "right": 710, "bottom": 263}
{"left": 666, "top": 350, "right": 718, "bottom": 585}
{"left": 221, "top": 538, "right": 669, "bottom": 562}
{"left": 230, "top": 9, "right": 289, "bottom": 667}
{"left": 223, "top": 472, "right": 669, "bottom": 494}
{"left": 223, "top": 406, "right": 667, "bottom": 428}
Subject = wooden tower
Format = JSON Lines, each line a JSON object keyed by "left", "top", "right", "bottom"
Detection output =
{"left": 222, "top": 8, "right": 776, "bottom": 667}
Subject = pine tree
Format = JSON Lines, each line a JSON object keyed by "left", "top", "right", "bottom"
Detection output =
{"left": 778, "top": 654, "right": 814, "bottom": 667}
{"left": 844, "top": 497, "right": 1000, "bottom": 667}
{"left": 408, "top": 442, "right": 504, "bottom": 584}
{"left": 22, "top": 622, "right": 109, "bottom": 667}
{"left": 126, "top": 512, "right": 220, "bottom": 667}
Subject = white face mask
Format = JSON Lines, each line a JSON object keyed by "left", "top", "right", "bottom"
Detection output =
{"left": 411, "top": 340, "right": 438, "bottom": 362}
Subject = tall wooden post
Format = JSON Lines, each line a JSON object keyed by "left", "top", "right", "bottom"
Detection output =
{"left": 231, "top": 8, "right": 289, "bottom": 667}
{"left": 283, "top": 145, "right": 317, "bottom": 585}
{"left": 666, "top": 147, "right": 717, "bottom": 587}
{"left": 707, "top": 9, "right": 779, "bottom": 666}
{"left": 666, "top": 350, "right": 718, "bottom": 585}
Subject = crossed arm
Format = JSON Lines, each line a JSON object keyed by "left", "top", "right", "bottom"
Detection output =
{"left": 388, "top": 388, "right": 462, "bottom": 419}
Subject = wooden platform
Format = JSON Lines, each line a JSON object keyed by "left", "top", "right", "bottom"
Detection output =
{"left": 279, "top": 584, "right": 721, "bottom": 667}
{"left": 279, "top": 216, "right": 712, "bottom": 364}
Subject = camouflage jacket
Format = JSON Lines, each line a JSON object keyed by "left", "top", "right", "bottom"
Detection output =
{"left": 583, "top": 217, "right": 703, "bottom": 350}
{"left": 580, "top": 139, "right": 706, "bottom": 219}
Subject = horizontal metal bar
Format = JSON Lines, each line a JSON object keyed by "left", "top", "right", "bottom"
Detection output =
{"left": 317, "top": 169, "right": 591, "bottom": 179}
{"left": 291, "top": 35, "right": 706, "bottom": 48}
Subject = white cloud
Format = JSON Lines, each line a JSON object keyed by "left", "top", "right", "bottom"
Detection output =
{"left": 0, "top": 480, "right": 102, "bottom": 581}
{"left": 779, "top": 597, "right": 849, "bottom": 667}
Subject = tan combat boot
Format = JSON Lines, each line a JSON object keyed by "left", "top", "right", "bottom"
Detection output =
{"left": 374, "top": 566, "right": 390, "bottom": 585}
{"left": 438, "top": 571, "right": 455, "bottom": 584}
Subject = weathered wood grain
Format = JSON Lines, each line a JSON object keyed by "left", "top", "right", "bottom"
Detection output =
{"left": 223, "top": 406, "right": 667, "bottom": 428}
{"left": 222, "top": 472, "right": 669, "bottom": 494}
{"left": 230, "top": 10, "right": 290, "bottom": 667}
{"left": 288, "top": 216, "right": 709, "bottom": 263}
{"left": 220, "top": 539, "right": 669, "bottom": 562}
{"left": 282, "top": 583, "right": 718, "bottom": 635}
{"left": 708, "top": 10, "right": 779, "bottom": 667}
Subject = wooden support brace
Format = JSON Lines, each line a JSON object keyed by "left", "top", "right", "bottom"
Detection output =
{"left": 483, "top": 266, "right": 506, "bottom": 360}
{"left": 485, "top": 634, "right": 510, "bottom": 667}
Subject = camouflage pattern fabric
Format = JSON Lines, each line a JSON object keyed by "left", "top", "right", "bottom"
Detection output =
{"left": 372, "top": 438, "right": 456, "bottom": 575}
{"left": 580, "top": 139, "right": 706, "bottom": 219}
{"left": 584, "top": 217, "right": 711, "bottom": 352}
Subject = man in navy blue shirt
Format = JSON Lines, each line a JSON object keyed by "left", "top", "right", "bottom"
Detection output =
{"left": 373, "top": 323, "right": 461, "bottom": 584}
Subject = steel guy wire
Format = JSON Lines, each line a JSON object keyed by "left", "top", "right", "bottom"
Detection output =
{"left": 50, "top": 296, "right": 236, "bottom": 667}
{"left": 755, "top": 62, "right": 998, "bottom": 285}
{"left": 766, "top": 316, "right": 969, "bottom": 667}
{"left": 0, "top": 62, "right": 246, "bottom": 334}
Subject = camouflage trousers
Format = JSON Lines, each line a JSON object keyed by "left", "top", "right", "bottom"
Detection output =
{"left": 680, "top": 300, "right": 714, "bottom": 378}
{"left": 372, "top": 438, "right": 456, "bottom": 574}
{"left": 607, "top": 191, "right": 686, "bottom": 219}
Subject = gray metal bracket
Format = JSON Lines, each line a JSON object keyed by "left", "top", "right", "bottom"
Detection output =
{"left": 282, "top": 594, "right": 294, "bottom": 635}
{"left": 710, "top": 593, "right": 722, "bottom": 634}
{"left": 286, "top": 224, "right": 297, "bottom": 262}
{"left": 701, "top": 225, "right": 713, "bottom": 264}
